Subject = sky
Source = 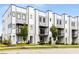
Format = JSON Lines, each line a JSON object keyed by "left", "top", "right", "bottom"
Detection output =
{"left": 1, "top": 4, "right": 79, "bottom": 36}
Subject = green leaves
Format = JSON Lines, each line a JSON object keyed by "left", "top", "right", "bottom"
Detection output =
{"left": 50, "top": 25, "right": 58, "bottom": 41}
{"left": 20, "top": 23, "right": 28, "bottom": 42}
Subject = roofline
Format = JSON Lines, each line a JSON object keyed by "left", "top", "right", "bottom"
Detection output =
{"left": 68, "top": 15, "right": 76, "bottom": 18}
{"left": 2, "top": 4, "right": 78, "bottom": 19}
{"left": 53, "top": 12, "right": 62, "bottom": 16}
{"left": 2, "top": 4, "right": 26, "bottom": 17}
{"left": 34, "top": 8, "right": 46, "bottom": 13}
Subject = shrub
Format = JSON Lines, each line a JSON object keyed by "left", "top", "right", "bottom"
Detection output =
{"left": 27, "top": 40, "right": 30, "bottom": 44}
{"left": 2, "top": 39, "right": 11, "bottom": 46}
{"left": 39, "top": 42, "right": 45, "bottom": 45}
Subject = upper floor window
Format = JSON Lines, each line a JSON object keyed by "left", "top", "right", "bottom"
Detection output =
{"left": 22, "top": 14, "right": 26, "bottom": 20}
{"left": 71, "top": 22, "right": 75, "bottom": 26}
{"left": 30, "top": 25, "right": 33, "bottom": 30}
{"left": 57, "top": 20, "right": 59, "bottom": 24}
{"left": 50, "top": 18, "right": 51, "bottom": 22}
{"left": 66, "top": 29, "right": 67, "bottom": 33}
{"left": 12, "top": 12, "right": 16, "bottom": 17}
{"left": 65, "top": 21, "right": 67, "bottom": 24}
{"left": 8, "top": 23, "right": 12, "bottom": 28}
{"left": 30, "top": 14, "right": 32, "bottom": 19}
{"left": 12, "top": 24, "right": 16, "bottom": 29}
{"left": 39, "top": 16, "right": 42, "bottom": 22}
{"left": 57, "top": 19, "right": 62, "bottom": 25}
{"left": 17, "top": 13, "right": 21, "bottom": 19}
{"left": 60, "top": 20, "right": 61, "bottom": 25}
{"left": 43, "top": 17, "right": 45, "bottom": 23}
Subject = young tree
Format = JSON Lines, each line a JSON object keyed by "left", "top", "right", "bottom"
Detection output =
{"left": 50, "top": 25, "right": 58, "bottom": 43}
{"left": 20, "top": 23, "right": 28, "bottom": 43}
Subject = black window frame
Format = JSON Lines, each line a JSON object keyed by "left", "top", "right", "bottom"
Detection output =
{"left": 43, "top": 17, "right": 45, "bottom": 23}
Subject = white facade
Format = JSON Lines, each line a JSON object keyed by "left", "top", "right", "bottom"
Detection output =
{"left": 2, "top": 4, "right": 79, "bottom": 44}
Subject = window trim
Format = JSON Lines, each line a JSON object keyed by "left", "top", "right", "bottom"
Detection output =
{"left": 50, "top": 18, "right": 51, "bottom": 22}
{"left": 71, "top": 22, "right": 75, "bottom": 27}
{"left": 30, "top": 14, "right": 32, "bottom": 19}
{"left": 22, "top": 13, "right": 26, "bottom": 20}
{"left": 12, "top": 12, "right": 16, "bottom": 17}
{"left": 39, "top": 16, "right": 42, "bottom": 22}
{"left": 43, "top": 17, "right": 45, "bottom": 23}
{"left": 17, "top": 12, "right": 21, "bottom": 19}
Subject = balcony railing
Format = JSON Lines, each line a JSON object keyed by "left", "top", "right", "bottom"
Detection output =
{"left": 39, "top": 31, "right": 48, "bottom": 36}
{"left": 58, "top": 32, "right": 64, "bottom": 37}
{"left": 72, "top": 33, "right": 78, "bottom": 38}
{"left": 39, "top": 22, "right": 48, "bottom": 27}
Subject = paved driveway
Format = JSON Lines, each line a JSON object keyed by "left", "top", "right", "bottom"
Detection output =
{"left": 0, "top": 48, "right": 79, "bottom": 54}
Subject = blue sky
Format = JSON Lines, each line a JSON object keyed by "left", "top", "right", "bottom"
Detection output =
{"left": 0, "top": 4, "right": 79, "bottom": 36}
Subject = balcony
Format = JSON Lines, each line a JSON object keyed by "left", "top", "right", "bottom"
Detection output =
{"left": 58, "top": 33, "right": 64, "bottom": 37}
{"left": 57, "top": 29, "right": 64, "bottom": 37}
{"left": 39, "top": 22, "right": 48, "bottom": 27}
{"left": 72, "top": 33, "right": 78, "bottom": 38}
{"left": 39, "top": 33, "right": 48, "bottom": 36}
{"left": 39, "top": 28, "right": 48, "bottom": 36}
{"left": 72, "top": 30, "right": 78, "bottom": 38}
{"left": 16, "top": 20, "right": 27, "bottom": 24}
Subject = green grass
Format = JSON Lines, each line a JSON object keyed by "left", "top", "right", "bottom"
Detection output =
{"left": 12, "top": 43, "right": 37, "bottom": 46}
{"left": 54, "top": 45, "right": 79, "bottom": 48}
{"left": 0, "top": 44, "right": 7, "bottom": 47}
{"left": 1, "top": 43, "right": 79, "bottom": 51}
{"left": 7, "top": 43, "right": 79, "bottom": 48}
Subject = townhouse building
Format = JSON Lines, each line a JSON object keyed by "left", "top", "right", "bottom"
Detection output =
{"left": 2, "top": 4, "right": 79, "bottom": 44}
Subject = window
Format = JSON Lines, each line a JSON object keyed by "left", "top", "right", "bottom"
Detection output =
{"left": 13, "top": 35, "right": 15, "bottom": 40}
{"left": 8, "top": 23, "right": 12, "bottom": 28}
{"left": 12, "top": 12, "right": 15, "bottom": 17}
{"left": 60, "top": 20, "right": 61, "bottom": 25}
{"left": 57, "top": 20, "right": 59, "bottom": 24}
{"left": 12, "top": 24, "right": 16, "bottom": 29}
{"left": 43, "top": 17, "right": 45, "bottom": 23}
{"left": 17, "top": 13, "right": 21, "bottom": 19}
{"left": 50, "top": 18, "right": 51, "bottom": 22}
{"left": 40, "top": 28, "right": 45, "bottom": 34}
{"left": 65, "top": 38, "right": 67, "bottom": 44}
{"left": 30, "top": 15, "right": 32, "bottom": 19}
{"left": 71, "top": 22, "right": 75, "bottom": 26}
{"left": 22, "top": 14, "right": 26, "bottom": 20}
{"left": 66, "top": 29, "right": 67, "bottom": 33}
{"left": 65, "top": 21, "right": 67, "bottom": 24}
{"left": 30, "top": 25, "right": 33, "bottom": 30}
{"left": 57, "top": 19, "right": 62, "bottom": 25}
{"left": 39, "top": 16, "right": 42, "bottom": 22}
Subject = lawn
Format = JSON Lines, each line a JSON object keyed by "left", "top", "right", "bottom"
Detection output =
{"left": 1, "top": 43, "right": 79, "bottom": 51}
{"left": 0, "top": 44, "right": 7, "bottom": 47}
{"left": 12, "top": 43, "right": 79, "bottom": 48}
{"left": 54, "top": 45, "right": 79, "bottom": 48}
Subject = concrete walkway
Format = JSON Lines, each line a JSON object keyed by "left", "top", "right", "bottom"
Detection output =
{"left": 0, "top": 48, "right": 79, "bottom": 54}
